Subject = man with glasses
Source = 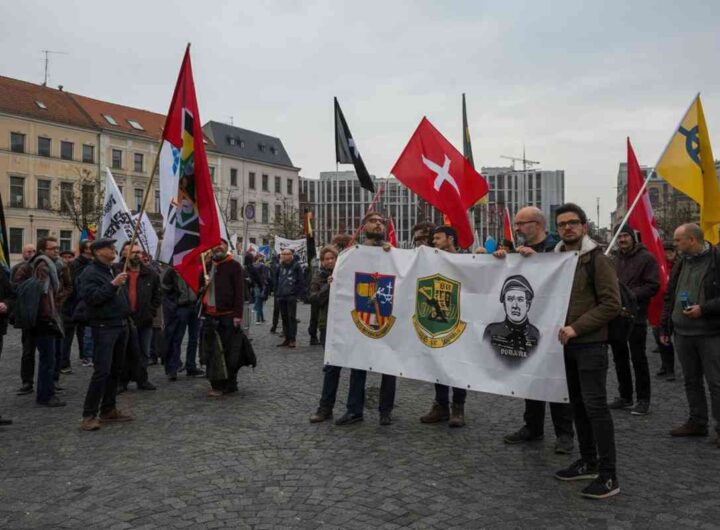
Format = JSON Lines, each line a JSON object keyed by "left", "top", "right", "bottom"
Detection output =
{"left": 552, "top": 203, "right": 621, "bottom": 499}
{"left": 13, "top": 237, "right": 70, "bottom": 407}
{"left": 492, "top": 206, "right": 575, "bottom": 454}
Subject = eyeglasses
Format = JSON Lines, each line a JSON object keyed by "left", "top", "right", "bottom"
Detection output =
{"left": 557, "top": 219, "right": 583, "bottom": 229}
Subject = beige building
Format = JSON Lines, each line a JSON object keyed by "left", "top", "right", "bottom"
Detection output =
{"left": 0, "top": 74, "right": 300, "bottom": 263}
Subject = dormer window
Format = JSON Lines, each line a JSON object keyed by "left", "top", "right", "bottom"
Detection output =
{"left": 127, "top": 119, "right": 144, "bottom": 130}
{"left": 270, "top": 146, "right": 277, "bottom": 155}
{"left": 103, "top": 114, "right": 118, "bottom": 125}
{"left": 258, "top": 143, "right": 266, "bottom": 152}
{"left": 35, "top": 100, "right": 47, "bottom": 110}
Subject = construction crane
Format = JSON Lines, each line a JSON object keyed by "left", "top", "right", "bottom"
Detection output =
{"left": 500, "top": 147, "right": 540, "bottom": 173}
{"left": 41, "top": 49, "right": 68, "bottom": 86}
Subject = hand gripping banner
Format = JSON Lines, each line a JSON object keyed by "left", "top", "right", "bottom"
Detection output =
{"left": 325, "top": 246, "right": 579, "bottom": 403}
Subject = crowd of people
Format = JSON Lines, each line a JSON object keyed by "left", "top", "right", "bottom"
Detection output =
{"left": 0, "top": 201, "right": 718, "bottom": 501}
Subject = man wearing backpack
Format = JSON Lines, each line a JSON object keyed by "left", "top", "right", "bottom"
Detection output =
{"left": 552, "top": 204, "right": 621, "bottom": 499}
{"left": 608, "top": 225, "right": 660, "bottom": 416}
{"left": 661, "top": 223, "right": 720, "bottom": 448}
{"left": 11, "top": 243, "right": 37, "bottom": 396}
{"left": 13, "top": 237, "right": 69, "bottom": 407}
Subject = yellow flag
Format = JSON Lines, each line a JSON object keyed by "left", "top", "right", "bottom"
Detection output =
{"left": 656, "top": 95, "right": 720, "bottom": 243}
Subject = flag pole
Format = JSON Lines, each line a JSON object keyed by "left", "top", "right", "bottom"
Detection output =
{"left": 349, "top": 181, "right": 386, "bottom": 246}
{"left": 605, "top": 93, "right": 699, "bottom": 255}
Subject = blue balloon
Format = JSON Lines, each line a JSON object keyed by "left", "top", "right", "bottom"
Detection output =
{"left": 484, "top": 236, "right": 497, "bottom": 253}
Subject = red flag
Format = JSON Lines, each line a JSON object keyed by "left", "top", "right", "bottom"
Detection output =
{"left": 387, "top": 216, "right": 398, "bottom": 247}
{"left": 503, "top": 205, "right": 515, "bottom": 246}
{"left": 627, "top": 138, "right": 668, "bottom": 327}
{"left": 391, "top": 117, "right": 488, "bottom": 248}
{"left": 158, "top": 46, "right": 221, "bottom": 292}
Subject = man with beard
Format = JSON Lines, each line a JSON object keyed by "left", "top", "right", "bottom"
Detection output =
{"left": 492, "top": 206, "right": 575, "bottom": 454}
{"left": 607, "top": 224, "right": 659, "bottom": 416}
{"left": 419, "top": 225, "right": 468, "bottom": 427}
{"left": 335, "top": 211, "right": 396, "bottom": 426}
{"left": 308, "top": 245, "right": 342, "bottom": 422}
{"left": 201, "top": 240, "right": 245, "bottom": 397}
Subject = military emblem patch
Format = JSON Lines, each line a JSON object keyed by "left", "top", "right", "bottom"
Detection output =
{"left": 351, "top": 272, "right": 397, "bottom": 339}
{"left": 412, "top": 273, "right": 466, "bottom": 348}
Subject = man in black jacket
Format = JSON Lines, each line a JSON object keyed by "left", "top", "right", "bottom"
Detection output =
{"left": 608, "top": 225, "right": 659, "bottom": 415}
{"left": 79, "top": 238, "right": 132, "bottom": 431}
{"left": 661, "top": 224, "right": 720, "bottom": 448}
{"left": 60, "top": 240, "right": 93, "bottom": 373}
{"left": 275, "top": 248, "right": 304, "bottom": 348}
{"left": 115, "top": 242, "right": 158, "bottom": 392}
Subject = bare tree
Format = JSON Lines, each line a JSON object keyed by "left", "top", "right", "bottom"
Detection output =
{"left": 54, "top": 167, "right": 104, "bottom": 232}
{"left": 262, "top": 197, "right": 303, "bottom": 240}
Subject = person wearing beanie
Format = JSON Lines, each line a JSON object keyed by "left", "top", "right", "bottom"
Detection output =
{"left": 608, "top": 224, "right": 660, "bottom": 416}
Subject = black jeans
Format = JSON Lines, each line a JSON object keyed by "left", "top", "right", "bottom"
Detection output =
{"left": 20, "top": 330, "right": 36, "bottom": 385}
{"left": 564, "top": 343, "right": 616, "bottom": 477}
{"left": 61, "top": 322, "right": 85, "bottom": 369}
{"left": 308, "top": 301, "right": 319, "bottom": 340}
{"left": 434, "top": 384, "right": 466, "bottom": 406}
{"left": 346, "top": 371, "right": 396, "bottom": 415}
{"left": 279, "top": 299, "right": 298, "bottom": 341}
{"left": 653, "top": 326, "right": 675, "bottom": 373}
{"left": 674, "top": 334, "right": 720, "bottom": 433}
{"left": 207, "top": 315, "right": 240, "bottom": 392}
{"left": 523, "top": 399, "right": 575, "bottom": 438}
{"left": 35, "top": 335, "right": 56, "bottom": 403}
{"left": 272, "top": 297, "right": 281, "bottom": 330}
{"left": 121, "top": 323, "right": 150, "bottom": 386}
{"left": 610, "top": 324, "right": 651, "bottom": 402}
{"left": 83, "top": 324, "right": 128, "bottom": 418}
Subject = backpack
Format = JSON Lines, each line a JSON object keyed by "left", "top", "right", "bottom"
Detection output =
{"left": 586, "top": 250, "right": 638, "bottom": 343}
{"left": 14, "top": 275, "right": 44, "bottom": 330}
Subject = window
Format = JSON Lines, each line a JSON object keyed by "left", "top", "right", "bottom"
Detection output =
{"left": 134, "top": 153, "right": 144, "bottom": 172}
{"left": 59, "top": 230, "right": 73, "bottom": 251}
{"left": 287, "top": 178, "right": 293, "bottom": 195}
{"left": 127, "top": 119, "right": 144, "bottom": 130}
{"left": 275, "top": 204, "right": 282, "bottom": 220}
{"left": 230, "top": 168, "right": 238, "bottom": 187}
{"left": 270, "top": 146, "right": 277, "bottom": 155}
{"left": 262, "top": 174, "right": 269, "bottom": 192}
{"left": 37, "top": 179, "right": 51, "bottom": 209}
{"left": 154, "top": 189, "right": 160, "bottom": 213}
{"left": 257, "top": 143, "right": 266, "bottom": 152}
{"left": 261, "top": 202, "right": 269, "bottom": 224}
{"left": 60, "top": 182, "right": 73, "bottom": 214}
{"left": 60, "top": 141, "right": 73, "bottom": 160}
{"left": 9, "top": 228, "right": 23, "bottom": 253}
{"left": 35, "top": 100, "right": 47, "bottom": 110}
{"left": 10, "top": 176, "right": 24, "bottom": 207}
{"left": 112, "top": 149, "right": 122, "bottom": 169}
{"left": 82, "top": 144, "right": 94, "bottom": 163}
{"left": 103, "top": 114, "right": 118, "bottom": 125}
{"left": 248, "top": 172, "right": 256, "bottom": 190}
{"left": 134, "top": 189, "right": 143, "bottom": 211}
{"left": 209, "top": 166, "right": 216, "bottom": 183}
{"left": 82, "top": 184, "right": 94, "bottom": 214}
{"left": 275, "top": 176, "right": 281, "bottom": 193}
{"left": 230, "top": 199, "right": 238, "bottom": 221}
{"left": 11, "top": 132, "right": 25, "bottom": 153}
{"left": 36, "top": 229, "right": 50, "bottom": 242}
{"left": 38, "top": 137, "right": 51, "bottom": 157}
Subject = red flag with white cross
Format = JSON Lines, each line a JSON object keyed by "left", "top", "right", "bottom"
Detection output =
{"left": 391, "top": 117, "right": 488, "bottom": 248}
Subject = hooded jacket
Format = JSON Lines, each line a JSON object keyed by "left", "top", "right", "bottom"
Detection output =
{"left": 555, "top": 235, "right": 621, "bottom": 345}
{"left": 611, "top": 242, "right": 660, "bottom": 321}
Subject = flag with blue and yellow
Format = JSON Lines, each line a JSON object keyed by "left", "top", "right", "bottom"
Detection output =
{"left": 655, "top": 94, "right": 720, "bottom": 243}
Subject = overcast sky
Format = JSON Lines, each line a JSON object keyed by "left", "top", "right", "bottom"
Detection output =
{"left": 2, "top": 0, "right": 719, "bottom": 226}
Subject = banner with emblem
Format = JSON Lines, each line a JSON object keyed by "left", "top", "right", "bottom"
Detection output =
{"left": 274, "top": 236, "right": 308, "bottom": 266}
{"left": 325, "top": 245, "right": 579, "bottom": 403}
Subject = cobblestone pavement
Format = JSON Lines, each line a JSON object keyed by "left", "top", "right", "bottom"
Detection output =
{"left": 1, "top": 301, "right": 719, "bottom": 529}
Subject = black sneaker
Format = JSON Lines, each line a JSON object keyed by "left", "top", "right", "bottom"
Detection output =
{"left": 167, "top": 373, "right": 178, "bottom": 382}
{"left": 335, "top": 412, "right": 363, "bottom": 426}
{"left": 37, "top": 395, "right": 67, "bottom": 408}
{"left": 309, "top": 337, "right": 321, "bottom": 346}
{"left": 186, "top": 368, "right": 205, "bottom": 378}
{"left": 581, "top": 475, "right": 620, "bottom": 499}
{"left": 630, "top": 401, "right": 650, "bottom": 416}
{"left": 555, "top": 459, "right": 599, "bottom": 481}
{"left": 137, "top": 381, "right": 157, "bottom": 391}
{"left": 16, "top": 383, "right": 33, "bottom": 396}
{"left": 503, "top": 426, "right": 543, "bottom": 444}
{"left": 608, "top": 397, "right": 633, "bottom": 410}
{"left": 379, "top": 412, "right": 392, "bottom": 426}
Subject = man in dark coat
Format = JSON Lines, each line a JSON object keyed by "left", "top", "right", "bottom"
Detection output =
{"left": 11, "top": 243, "right": 37, "bottom": 396}
{"left": 275, "top": 248, "right": 305, "bottom": 348}
{"left": 608, "top": 225, "right": 660, "bottom": 415}
{"left": 60, "top": 240, "right": 93, "bottom": 372}
{"left": 201, "top": 240, "right": 245, "bottom": 396}
{"left": 0, "top": 268, "right": 14, "bottom": 426}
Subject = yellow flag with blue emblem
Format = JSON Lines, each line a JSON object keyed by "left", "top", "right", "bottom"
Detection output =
{"left": 655, "top": 94, "right": 720, "bottom": 243}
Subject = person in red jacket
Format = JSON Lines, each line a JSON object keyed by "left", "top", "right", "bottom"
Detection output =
{"left": 201, "top": 240, "right": 244, "bottom": 397}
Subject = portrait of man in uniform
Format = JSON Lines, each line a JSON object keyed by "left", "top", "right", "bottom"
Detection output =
{"left": 483, "top": 275, "right": 540, "bottom": 360}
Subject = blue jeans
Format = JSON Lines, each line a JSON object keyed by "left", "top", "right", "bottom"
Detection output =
{"left": 53, "top": 336, "right": 63, "bottom": 381}
{"left": 254, "top": 289, "right": 265, "bottom": 322}
{"left": 137, "top": 325, "right": 153, "bottom": 367}
{"left": 83, "top": 326, "right": 94, "bottom": 361}
{"left": 36, "top": 335, "right": 56, "bottom": 403}
{"left": 83, "top": 325, "right": 128, "bottom": 418}
{"left": 435, "top": 384, "right": 467, "bottom": 406}
{"left": 165, "top": 305, "right": 199, "bottom": 374}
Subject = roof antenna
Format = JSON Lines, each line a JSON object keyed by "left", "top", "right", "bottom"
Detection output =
{"left": 228, "top": 116, "right": 234, "bottom": 126}
{"left": 41, "top": 49, "right": 68, "bottom": 86}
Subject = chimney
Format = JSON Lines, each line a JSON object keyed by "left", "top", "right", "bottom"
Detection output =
{"left": 58, "top": 85, "right": 63, "bottom": 91}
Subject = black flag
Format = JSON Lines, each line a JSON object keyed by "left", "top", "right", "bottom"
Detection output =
{"left": 334, "top": 97, "right": 375, "bottom": 193}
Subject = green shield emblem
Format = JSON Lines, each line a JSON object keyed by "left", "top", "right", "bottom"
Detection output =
{"left": 412, "top": 273, "right": 466, "bottom": 348}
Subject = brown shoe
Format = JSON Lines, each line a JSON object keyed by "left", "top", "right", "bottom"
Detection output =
{"left": 287, "top": 341, "right": 297, "bottom": 348}
{"left": 276, "top": 340, "right": 290, "bottom": 347}
{"left": 99, "top": 409, "right": 133, "bottom": 423}
{"left": 420, "top": 401, "right": 450, "bottom": 423}
{"left": 670, "top": 422, "right": 708, "bottom": 437}
{"left": 309, "top": 407, "right": 333, "bottom": 423}
{"left": 448, "top": 402, "right": 466, "bottom": 428}
{"left": 207, "top": 388, "right": 223, "bottom": 398}
{"left": 80, "top": 417, "right": 101, "bottom": 431}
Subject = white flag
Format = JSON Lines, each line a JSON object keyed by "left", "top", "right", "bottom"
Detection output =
{"left": 101, "top": 168, "right": 158, "bottom": 257}
{"left": 274, "top": 236, "right": 307, "bottom": 266}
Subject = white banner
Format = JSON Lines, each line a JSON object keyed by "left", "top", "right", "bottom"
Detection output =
{"left": 325, "top": 246, "right": 579, "bottom": 403}
{"left": 274, "top": 236, "right": 307, "bottom": 266}
{"left": 101, "top": 168, "right": 158, "bottom": 257}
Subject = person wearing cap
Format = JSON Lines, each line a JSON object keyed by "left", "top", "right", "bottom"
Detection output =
{"left": 78, "top": 237, "right": 133, "bottom": 431}
{"left": 491, "top": 206, "right": 575, "bottom": 455}
{"left": 608, "top": 224, "right": 659, "bottom": 416}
